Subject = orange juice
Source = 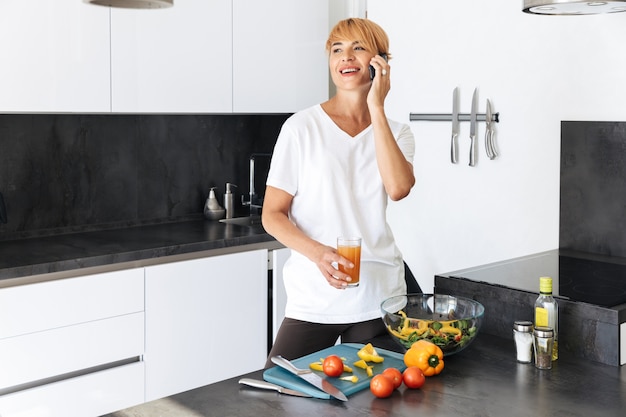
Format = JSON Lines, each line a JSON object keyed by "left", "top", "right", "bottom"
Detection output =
{"left": 337, "top": 237, "right": 361, "bottom": 287}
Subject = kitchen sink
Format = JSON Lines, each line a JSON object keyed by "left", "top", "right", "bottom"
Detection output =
{"left": 219, "top": 215, "right": 262, "bottom": 227}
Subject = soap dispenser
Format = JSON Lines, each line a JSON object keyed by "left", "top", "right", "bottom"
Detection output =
{"left": 204, "top": 187, "right": 225, "bottom": 220}
{"left": 224, "top": 183, "right": 237, "bottom": 219}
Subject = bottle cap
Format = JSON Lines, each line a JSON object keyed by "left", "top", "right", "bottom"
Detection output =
{"left": 539, "top": 276, "right": 553, "bottom": 294}
{"left": 514, "top": 320, "right": 533, "bottom": 332}
{"left": 533, "top": 326, "right": 554, "bottom": 338}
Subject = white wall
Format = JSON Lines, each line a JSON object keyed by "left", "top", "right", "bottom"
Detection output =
{"left": 367, "top": 0, "right": 626, "bottom": 291}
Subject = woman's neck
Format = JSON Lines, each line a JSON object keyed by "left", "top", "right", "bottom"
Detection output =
{"left": 321, "top": 93, "right": 371, "bottom": 137}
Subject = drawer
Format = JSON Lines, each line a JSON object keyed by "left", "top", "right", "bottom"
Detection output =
{"left": 0, "top": 268, "right": 144, "bottom": 339}
{"left": 0, "top": 312, "right": 144, "bottom": 390}
{"left": 0, "top": 361, "right": 144, "bottom": 417}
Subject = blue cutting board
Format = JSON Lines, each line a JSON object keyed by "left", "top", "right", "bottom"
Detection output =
{"left": 263, "top": 343, "right": 406, "bottom": 399}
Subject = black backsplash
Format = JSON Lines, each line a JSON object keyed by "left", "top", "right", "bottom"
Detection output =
{"left": 560, "top": 121, "right": 626, "bottom": 258}
{"left": 0, "top": 113, "right": 290, "bottom": 240}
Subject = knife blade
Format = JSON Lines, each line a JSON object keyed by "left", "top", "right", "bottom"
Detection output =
{"left": 469, "top": 88, "right": 478, "bottom": 167}
{"left": 238, "top": 378, "right": 312, "bottom": 398}
{"left": 271, "top": 356, "right": 348, "bottom": 401}
{"left": 451, "top": 87, "right": 460, "bottom": 164}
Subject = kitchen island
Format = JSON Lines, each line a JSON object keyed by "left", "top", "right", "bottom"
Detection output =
{"left": 104, "top": 335, "right": 625, "bottom": 417}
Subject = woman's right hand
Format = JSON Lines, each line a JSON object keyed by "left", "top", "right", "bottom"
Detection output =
{"left": 311, "top": 244, "right": 354, "bottom": 289}
{"left": 262, "top": 186, "right": 354, "bottom": 289}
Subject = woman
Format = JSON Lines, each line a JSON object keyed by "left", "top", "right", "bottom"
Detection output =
{"left": 262, "top": 18, "right": 415, "bottom": 367}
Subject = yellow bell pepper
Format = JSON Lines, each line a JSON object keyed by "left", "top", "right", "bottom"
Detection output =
{"left": 403, "top": 340, "right": 444, "bottom": 376}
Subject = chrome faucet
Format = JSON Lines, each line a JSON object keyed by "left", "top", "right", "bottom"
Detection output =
{"left": 242, "top": 153, "right": 271, "bottom": 216}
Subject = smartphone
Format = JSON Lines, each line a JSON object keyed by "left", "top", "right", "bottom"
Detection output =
{"left": 369, "top": 53, "right": 388, "bottom": 80}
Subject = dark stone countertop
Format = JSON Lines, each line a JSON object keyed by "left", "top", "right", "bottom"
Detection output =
{"left": 104, "top": 335, "right": 625, "bottom": 417}
{"left": 0, "top": 219, "right": 280, "bottom": 282}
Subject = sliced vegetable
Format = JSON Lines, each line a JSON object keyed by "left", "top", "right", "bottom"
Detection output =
{"left": 340, "top": 375, "right": 359, "bottom": 383}
{"left": 309, "top": 362, "right": 323, "bottom": 372}
{"left": 357, "top": 343, "right": 385, "bottom": 363}
{"left": 353, "top": 359, "right": 369, "bottom": 370}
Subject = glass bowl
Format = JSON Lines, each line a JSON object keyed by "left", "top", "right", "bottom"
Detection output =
{"left": 381, "top": 293, "right": 484, "bottom": 356}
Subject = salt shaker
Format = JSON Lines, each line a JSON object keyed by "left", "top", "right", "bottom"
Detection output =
{"left": 533, "top": 326, "right": 554, "bottom": 370}
{"left": 513, "top": 320, "right": 533, "bottom": 363}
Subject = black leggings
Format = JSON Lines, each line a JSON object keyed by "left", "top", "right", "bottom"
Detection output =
{"left": 264, "top": 317, "right": 388, "bottom": 369}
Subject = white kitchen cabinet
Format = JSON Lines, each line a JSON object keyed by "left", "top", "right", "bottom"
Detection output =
{"left": 110, "top": 0, "right": 233, "bottom": 113}
{"left": 0, "top": 268, "right": 145, "bottom": 417}
{"left": 232, "top": 0, "right": 329, "bottom": 113}
{"left": 144, "top": 249, "right": 268, "bottom": 401}
{"left": 0, "top": 0, "right": 110, "bottom": 112}
{"left": 0, "top": 362, "right": 144, "bottom": 417}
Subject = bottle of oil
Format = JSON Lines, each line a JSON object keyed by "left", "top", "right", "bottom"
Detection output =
{"left": 534, "top": 276, "right": 558, "bottom": 361}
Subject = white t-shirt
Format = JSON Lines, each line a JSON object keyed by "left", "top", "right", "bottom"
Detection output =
{"left": 266, "top": 104, "right": 415, "bottom": 324}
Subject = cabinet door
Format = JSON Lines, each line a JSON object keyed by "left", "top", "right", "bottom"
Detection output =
{"left": 110, "top": 0, "right": 232, "bottom": 113}
{"left": 144, "top": 250, "right": 268, "bottom": 401}
{"left": 0, "top": 0, "right": 110, "bottom": 112}
{"left": 233, "top": 0, "right": 329, "bottom": 113}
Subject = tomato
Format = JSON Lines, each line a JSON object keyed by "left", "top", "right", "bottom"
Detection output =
{"left": 369, "top": 374, "right": 395, "bottom": 398}
{"left": 322, "top": 355, "right": 344, "bottom": 377}
{"left": 382, "top": 367, "right": 403, "bottom": 390}
{"left": 403, "top": 366, "right": 425, "bottom": 389}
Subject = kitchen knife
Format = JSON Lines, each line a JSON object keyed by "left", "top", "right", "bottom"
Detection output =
{"left": 271, "top": 356, "right": 348, "bottom": 401}
{"left": 469, "top": 88, "right": 478, "bottom": 167}
{"left": 238, "top": 378, "right": 312, "bottom": 398}
{"left": 485, "top": 99, "right": 498, "bottom": 159}
{"left": 451, "top": 87, "right": 460, "bottom": 164}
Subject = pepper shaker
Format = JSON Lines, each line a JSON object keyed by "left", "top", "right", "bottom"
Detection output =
{"left": 533, "top": 326, "right": 554, "bottom": 370}
{"left": 513, "top": 320, "right": 533, "bottom": 363}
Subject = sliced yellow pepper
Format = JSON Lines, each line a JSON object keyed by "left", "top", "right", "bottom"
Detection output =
{"left": 357, "top": 343, "right": 384, "bottom": 363}
{"left": 340, "top": 375, "right": 359, "bottom": 383}
{"left": 353, "top": 359, "right": 369, "bottom": 369}
{"left": 387, "top": 325, "right": 408, "bottom": 340}
{"left": 440, "top": 325, "right": 462, "bottom": 335}
{"left": 309, "top": 362, "right": 323, "bottom": 372}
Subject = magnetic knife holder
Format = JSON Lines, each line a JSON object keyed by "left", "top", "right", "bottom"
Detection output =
{"left": 409, "top": 113, "right": 500, "bottom": 123}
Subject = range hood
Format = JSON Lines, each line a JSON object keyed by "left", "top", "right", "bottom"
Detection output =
{"left": 523, "top": 0, "right": 626, "bottom": 14}
{"left": 84, "top": 0, "right": 173, "bottom": 8}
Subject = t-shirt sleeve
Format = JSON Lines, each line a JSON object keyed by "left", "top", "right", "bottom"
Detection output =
{"left": 266, "top": 123, "right": 300, "bottom": 197}
{"left": 396, "top": 123, "right": 415, "bottom": 164}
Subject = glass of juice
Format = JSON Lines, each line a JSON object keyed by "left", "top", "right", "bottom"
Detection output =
{"left": 337, "top": 237, "right": 361, "bottom": 288}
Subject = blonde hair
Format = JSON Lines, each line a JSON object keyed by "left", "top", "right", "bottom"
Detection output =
{"left": 326, "top": 18, "right": 391, "bottom": 59}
